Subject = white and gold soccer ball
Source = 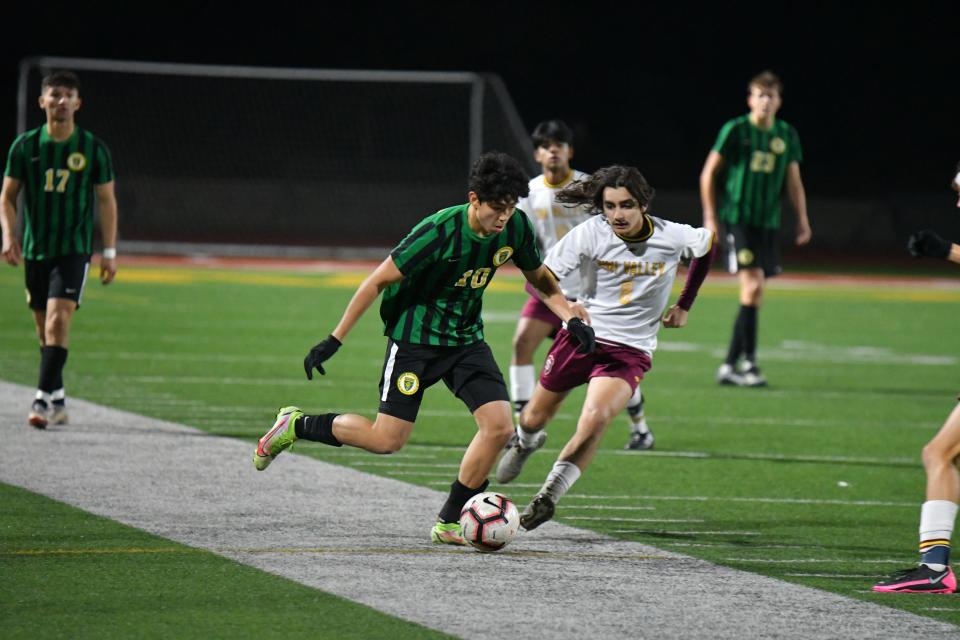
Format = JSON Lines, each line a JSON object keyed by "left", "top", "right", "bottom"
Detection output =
{"left": 459, "top": 491, "right": 520, "bottom": 552}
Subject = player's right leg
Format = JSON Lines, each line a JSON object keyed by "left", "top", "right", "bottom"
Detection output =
{"left": 873, "top": 402, "right": 960, "bottom": 593}
{"left": 25, "top": 259, "right": 51, "bottom": 428}
{"left": 624, "top": 387, "right": 654, "bottom": 450}
{"left": 497, "top": 383, "right": 567, "bottom": 483}
{"left": 522, "top": 376, "right": 633, "bottom": 530}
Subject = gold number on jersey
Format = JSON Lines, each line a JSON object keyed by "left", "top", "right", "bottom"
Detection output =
{"left": 619, "top": 280, "right": 633, "bottom": 305}
{"left": 749, "top": 151, "right": 776, "bottom": 174}
{"left": 455, "top": 268, "right": 492, "bottom": 289}
{"left": 44, "top": 169, "right": 70, "bottom": 193}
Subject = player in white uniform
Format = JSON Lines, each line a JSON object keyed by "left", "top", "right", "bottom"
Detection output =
{"left": 497, "top": 165, "right": 716, "bottom": 530}
{"left": 510, "top": 120, "right": 654, "bottom": 450}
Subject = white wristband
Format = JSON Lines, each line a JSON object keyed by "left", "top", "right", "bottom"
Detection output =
{"left": 102, "top": 248, "right": 117, "bottom": 259}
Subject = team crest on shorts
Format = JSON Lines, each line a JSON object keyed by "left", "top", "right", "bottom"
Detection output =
{"left": 493, "top": 246, "right": 514, "bottom": 267}
{"left": 396, "top": 372, "right": 420, "bottom": 395}
{"left": 737, "top": 248, "right": 755, "bottom": 266}
{"left": 66, "top": 152, "right": 87, "bottom": 172}
{"left": 769, "top": 137, "right": 786, "bottom": 155}
{"left": 543, "top": 354, "right": 555, "bottom": 376}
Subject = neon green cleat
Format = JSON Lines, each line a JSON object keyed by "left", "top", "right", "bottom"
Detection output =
{"left": 430, "top": 521, "right": 467, "bottom": 546}
{"left": 254, "top": 406, "right": 304, "bottom": 471}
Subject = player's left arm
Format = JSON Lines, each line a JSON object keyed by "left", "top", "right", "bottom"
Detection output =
{"left": 785, "top": 161, "right": 811, "bottom": 246}
{"left": 522, "top": 264, "right": 587, "bottom": 324}
{"left": 664, "top": 228, "right": 718, "bottom": 328}
{"left": 95, "top": 180, "right": 118, "bottom": 284}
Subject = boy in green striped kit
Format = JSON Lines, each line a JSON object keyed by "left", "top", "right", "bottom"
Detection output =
{"left": 700, "top": 70, "right": 811, "bottom": 387}
{"left": 1, "top": 70, "right": 119, "bottom": 428}
{"left": 253, "top": 152, "right": 595, "bottom": 545}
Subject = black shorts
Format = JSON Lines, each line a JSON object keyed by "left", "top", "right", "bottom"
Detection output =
{"left": 378, "top": 339, "right": 510, "bottom": 422}
{"left": 724, "top": 224, "right": 781, "bottom": 278}
{"left": 24, "top": 254, "right": 91, "bottom": 311}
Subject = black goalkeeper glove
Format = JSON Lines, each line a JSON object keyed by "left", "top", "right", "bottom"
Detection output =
{"left": 907, "top": 229, "right": 952, "bottom": 260}
{"left": 565, "top": 317, "right": 596, "bottom": 354}
{"left": 304, "top": 335, "right": 342, "bottom": 379}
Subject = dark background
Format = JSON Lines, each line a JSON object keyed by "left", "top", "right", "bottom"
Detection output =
{"left": 4, "top": 2, "right": 959, "bottom": 257}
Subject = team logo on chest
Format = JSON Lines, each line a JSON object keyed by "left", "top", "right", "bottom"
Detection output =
{"left": 397, "top": 372, "right": 420, "bottom": 396}
{"left": 493, "top": 246, "right": 514, "bottom": 267}
{"left": 769, "top": 137, "right": 786, "bottom": 155}
{"left": 66, "top": 152, "right": 87, "bottom": 172}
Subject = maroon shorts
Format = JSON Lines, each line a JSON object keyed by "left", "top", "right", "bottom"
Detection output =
{"left": 540, "top": 329, "right": 652, "bottom": 393}
{"left": 520, "top": 282, "right": 563, "bottom": 330}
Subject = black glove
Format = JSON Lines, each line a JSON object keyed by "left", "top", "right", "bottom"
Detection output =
{"left": 907, "top": 229, "right": 951, "bottom": 260}
{"left": 304, "top": 335, "right": 342, "bottom": 379}
{"left": 565, "top": 317, "right": 596, "bottom": 354}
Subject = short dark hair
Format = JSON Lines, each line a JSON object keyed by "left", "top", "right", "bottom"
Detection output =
{"left": 41, "top": 70, "right": 81, "bottom": 93}
{"left": 531, "top": 119, "right": 574, "bottom": 148}
{"left": 556, "top": 165, "right": 655, "bottom": 213}
{"left": 468, "top": 152, "right": 529, "bottom": 203}
{"left": 748, "top": 70, "right": 783, "bottom": 95}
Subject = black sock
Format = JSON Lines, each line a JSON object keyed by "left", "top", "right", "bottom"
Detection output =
{"left": 38, "top": 346, "right": 68, "bottom": 394}
{"left": 724, "top": 308, "right": 745, "bottom": 365}
{"left": 294, "top": 414, "right": 342, "bottom": 447}
{"left": 741, "top": 305, "right": 758, "bottom": 364}
{"left": 438, "top": 478, "right": 489, "bottom": 524}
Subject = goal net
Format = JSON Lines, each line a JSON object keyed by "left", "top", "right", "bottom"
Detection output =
{"left": 17, "top": 57, "right": 536, "bottom": 256}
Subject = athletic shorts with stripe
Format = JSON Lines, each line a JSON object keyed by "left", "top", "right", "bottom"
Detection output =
{"left": 378, "top": 339, "right": 510, "bottom": 422}
{"left": 724, "top": 224, "right": 781, "bottom": 278}
{"left": 24, "top": 254, "right": 91, "bottom": 311}
{"left": 540, "top": 329, "right": 652, "bottom": 394}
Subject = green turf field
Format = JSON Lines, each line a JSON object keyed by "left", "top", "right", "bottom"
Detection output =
{"left": 2, "top": 261, "right": 960, "bottom": 630}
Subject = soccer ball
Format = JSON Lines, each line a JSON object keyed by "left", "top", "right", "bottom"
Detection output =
{"left": 459, "top": 492, "right": 520, "bottom": 552}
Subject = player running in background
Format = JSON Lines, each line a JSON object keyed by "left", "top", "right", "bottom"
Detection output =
{"left": 252, "top": 152, "right": 595, "bottom": 545}
{"left": 700, "top": 70, "right": 811, "bottom": 387}
{"left": 0, "top": 70, "right": 118, "bottom": 428}
{"left": 873, "top": 162, "right": 960, "bottom": 594}
{"left": 511, "top": 119, "right": 654, "bottom": 451}
{"left": 496, "top": 165, "right": 716, "bottom": 530}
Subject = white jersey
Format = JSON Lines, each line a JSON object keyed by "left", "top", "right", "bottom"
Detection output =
{"left": 545, "top": 214, "right": 713, "bottom": 354}
{"left": 516, "top": 169, "right": 592, "bottom": 297}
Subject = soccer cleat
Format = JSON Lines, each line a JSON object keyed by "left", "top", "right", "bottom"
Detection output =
{"left": 520, "top": 493, "right": 556, "bottom": 531}
{"left": 253, "top": 406, "right": 304, "bottom": 471}
{"left": 50, "top": 401, "right": 69, "bottom": 426}
{"left": 716, "top": 363, "right": 745, "bottom": 386}
{"left": 741, "top": 364, "right": 767, "bottom": 387}
{"left": 28, "top": 399, "right": 49, "bottom": 429}
{"left": 496, "top": 430, "right": 547, "bottom": 483}
{"left": 872, "top": 564, "right": 957, "bottom": 594}
{"left": 625, "top": 429, "right": 655, "bottom": 451}
{"left": 430, "top": 521, "right": 467, "bottom": 546}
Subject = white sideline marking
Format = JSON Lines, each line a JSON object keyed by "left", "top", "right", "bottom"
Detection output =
{"left": 565, "top": 494, "right": 916, "bottom": 508}
{"left": 615, "top": 530, "right": 761, "bottom": 536}
{"left": 561, "top": 505, "right": 657, "bottom": 511}
{"left": 566, "top": 516, "right": 703, "bottom": 523}
{"left": 786, "top": 573, "right": 877, "bottom": 578}
{"left": 725, "top": 558, "right": 908, "bottom": 564}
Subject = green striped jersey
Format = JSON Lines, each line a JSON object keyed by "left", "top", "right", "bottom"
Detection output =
{"left": 381, "top": 203, "right": 542, "bottom": 346}
{"left": 4, "top": 125, "right": 115, "bottom": 260}
{"left": 712, "top": 115, "right": 802, "bottom": 229}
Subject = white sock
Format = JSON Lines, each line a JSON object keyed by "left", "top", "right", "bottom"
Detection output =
{"left": 516, "top": 424, "right": 543, "bottom": 449}
{"left": 627, "top": 386, "right": 642, "bottom": 409}
{"left": 539, "top": 461, "right": 581, "bottom": 502}
{"left": 919, "top": 499, "right": 958, "bottom": 570}
{"left": 510, "top": 365, "right": 535, "bottom": 408}
{"left": 626, "top": 388, "right": 649, "bottom": 433}
{"left": 35, "top": 390, "right": 51, "bottom": 404}
{"left": 51, "top": 388, "right": 65, "bottom": 402}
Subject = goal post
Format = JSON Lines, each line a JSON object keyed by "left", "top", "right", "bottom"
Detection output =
{"left": 18, "top": 56, "right": 536, "bottom": 256}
